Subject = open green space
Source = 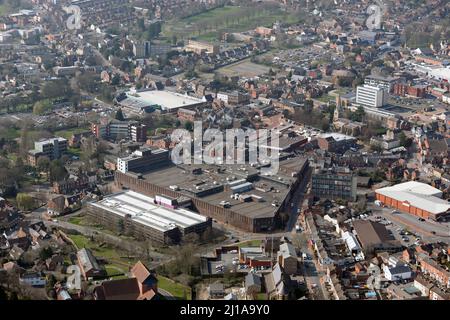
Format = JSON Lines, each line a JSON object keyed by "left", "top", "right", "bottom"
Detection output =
{"left": 162, "top": 5, "right": 302, "bottom": 42}
{"left": 0, "top": 5, "right": 9, "bottom": 16}
{"left": 157, "top": 276, "right": 192, "bottom": 300}
{"left": 1, "top": 127, "right": 20, "bottom": 140}
{"left": 68, "top": 216, "right": 84, "bottom": 226}
{"left": 256, "top": 293, "right": 267, "bottom": 300}
{"left": 55, "top": 127, "right": 90, "bottom": 140}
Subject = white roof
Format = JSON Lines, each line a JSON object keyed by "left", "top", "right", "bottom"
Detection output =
{"left": 318, "top": 132, "right": 356, "bottom": 142}
{"left": 376, "top": 181, "right": 450, "bottom": 215}
{"left": 125, "top": 90, "right": 204, "bottom": 111}
{"left": 90, "top": 190, "right": 208, "bottom": 232}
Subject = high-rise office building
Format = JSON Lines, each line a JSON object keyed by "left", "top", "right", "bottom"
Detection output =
{"left": 356, "top": 85, "right": 386, "bottom": 108}
{"left": 312, "top": 168, "right": 357, "bottom": 201}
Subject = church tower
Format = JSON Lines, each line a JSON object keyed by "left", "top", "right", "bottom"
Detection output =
{"left": 333, "top": 94, "right": 342, "bottom": 122}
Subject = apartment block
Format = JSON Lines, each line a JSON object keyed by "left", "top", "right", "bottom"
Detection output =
{"left": 28, "top": 137, "right": 68, "bottom": 166}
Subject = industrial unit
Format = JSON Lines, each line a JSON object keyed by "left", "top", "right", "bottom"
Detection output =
{"left": 85, "top": 190, "right": 211, "bottom": 244}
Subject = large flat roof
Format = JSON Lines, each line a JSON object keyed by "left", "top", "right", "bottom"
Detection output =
{"left": 376, "top": 181, "right": 450, "bottom": 215}
{"left": 89, "top": 190, "right": 208, "bottom": 232}
{"left": 138, "top": 159, "right": 306, "bottom": 220}
{"left": 124, "top": 90, "right": 204, "bottom": 111}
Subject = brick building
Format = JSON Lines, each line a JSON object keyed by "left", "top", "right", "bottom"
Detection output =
{"left": 375, "top": 181, "right": 450, "bottom": 221}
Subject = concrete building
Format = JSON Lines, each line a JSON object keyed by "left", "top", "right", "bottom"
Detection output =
{"left": 185, "top": 40, "right": 219, "bottom": 55}
{"left": 356, "top": 85, "right": 386, "bottom": 108}
{"left": 91, "top": 119, "right": 147, "bottom": 142}
{"left": 364, "top": 75, "right": 398, "bottom": 93}
{"left": 312, "top": 168, "right": 357, "bottom": 201}
{"left": 114, "top": 158, "right": 310, "bottom": 233}
{"left": 132, "top": 41, "right": 150, "bottom": 58}
{"left": 85, "top": 190, "right": 211, "bottom": 244}
{"left": 375, "top": 181, "right": 450, "bottom": 221}
{"left": 28, "top": 137, "right": 68, "bottom": 166}
{"left": 117, "top": 147, "right": 170, "bottom": 174}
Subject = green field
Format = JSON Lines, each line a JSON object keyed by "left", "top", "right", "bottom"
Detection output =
{"left": 157, "top": 276, "right": 192, "bottom": 300}
{"left": 0, "top": 5, "right": 8, "bottom": 16}
{"left": 68, "top": 216, "right": 84, "bottom": 225}
{"left": 162, "top": 5, "right": 302, "bottom": 42}
{"left": 55, "top": 127, "right": 90, "bottom": 139}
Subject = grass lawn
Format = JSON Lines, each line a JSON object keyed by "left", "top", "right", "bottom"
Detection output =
{"left": 105, "top": 265, "right": 125, "bottom": 277}
{"left": 69, "top": 234, "right": 90, "bottom": 249}
{"left": 0, "top": 5, "right": 8, "bottom": 16}
{"left": 55, "top": 127, "right": 90, "bottom": 139}
{"left": 67, "top": 147, "right": 82, "bottom": 157}
{"left": 2, "top": 128, "right": 20, "bottom": 140}
{"left": 162, "top": 5, "right": 302, "bottom": 42}
{"left": 68, "top": 234, "right": 137, "bottom": 269}
{"left": 256, "top": 293, "right": 267, "bottom": 300}
{"left": 157, "top": 276, "right": 192, "bottom": 300}
{"left": 237, "top": 240, "right": 262, "bottom": 248}
{"left": 68, "top": 216, "right": 84, "bottom": 225}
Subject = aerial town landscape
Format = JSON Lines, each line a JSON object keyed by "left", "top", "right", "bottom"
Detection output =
{"left": 0, "top": 0, "right": 450, "bottom": 303}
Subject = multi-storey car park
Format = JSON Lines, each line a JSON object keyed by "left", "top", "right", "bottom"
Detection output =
{"left": 86, "top": 190, "right": 211, "bottom": 244}
{"left": 114, "top": 156, "right": 309, "bottom": 233}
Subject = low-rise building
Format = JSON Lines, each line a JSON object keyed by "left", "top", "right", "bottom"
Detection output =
{"left": 375, "top": 181, "right": 450, "bottom": 221}
{"left": 77, "top": 248, "right": 106, "bottom": 280}
{"left": 277, "top": 243, "right": 298, "bottom": 275}
{"left": 117, "top": 147, "right": 170, "bottom": 174}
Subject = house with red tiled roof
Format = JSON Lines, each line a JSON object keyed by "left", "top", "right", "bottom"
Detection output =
{"left": 93, "top": 261, "right": 158, "bottom": 300}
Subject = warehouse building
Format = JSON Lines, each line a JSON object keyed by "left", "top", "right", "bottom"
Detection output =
{"left": 85, "top": 190, "right": 211, "bottom": 244}
{"left": 114, "top": 157, "right": 310, "bottom": 233}
{"left": 375, "top": 181, "right": 450, "bottom": 221}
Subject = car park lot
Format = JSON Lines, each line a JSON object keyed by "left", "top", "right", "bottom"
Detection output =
{"left": 367, "top": 203, "right": 450, "bottom": 244}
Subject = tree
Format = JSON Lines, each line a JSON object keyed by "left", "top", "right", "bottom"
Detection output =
{"left": 36, "top": 156, "right": 50, "bottom": 174}
{"left": 16, "top": 193, "right": 36, "bottom": 211}
{"left": 33, "top": 100, "right": 52, "bottom": 115}
{"left": 399, "top": 131, "right": 412, "bottom": 148}
{"left": 184, "top": 121, "right": 194, "bottom": 131}
{"left": 115, "top": 108, "right": 125, "bottom": 121}
{"left": 111, "top": 74, "right": 121, "bottom": 86}
{"left": 39, "top": 246, "right": 54, "bottom": 261}
{"left": 49, "top": 159, "right": 68, "bottom": 183}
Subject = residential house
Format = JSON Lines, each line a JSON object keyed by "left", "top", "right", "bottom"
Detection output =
{"left": 93, "top": 261, "right": 157, "bottom": 300}
{"left": 77, "top": 248, "right": 106, "bottom": 280}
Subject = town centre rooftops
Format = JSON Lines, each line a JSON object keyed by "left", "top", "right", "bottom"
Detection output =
{"left": 89, "top": 190, "right": 208, "bottom": 232}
